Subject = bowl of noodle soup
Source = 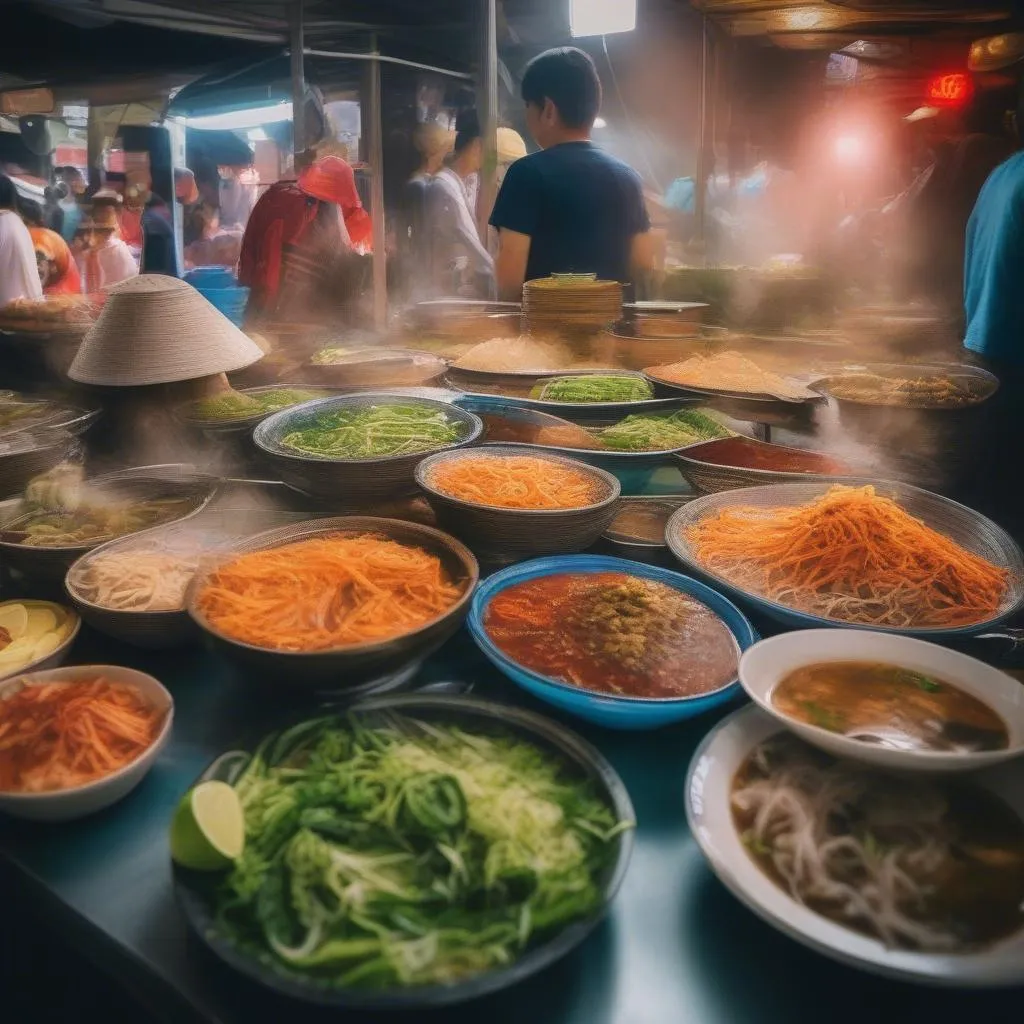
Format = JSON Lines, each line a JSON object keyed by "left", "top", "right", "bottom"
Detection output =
{"left": 687, "top": 705, "right": 1024, "bottom": 986}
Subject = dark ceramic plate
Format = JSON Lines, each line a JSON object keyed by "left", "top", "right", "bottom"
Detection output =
{"left": 172, "top": 693, "right": 634, "bottom": 1009}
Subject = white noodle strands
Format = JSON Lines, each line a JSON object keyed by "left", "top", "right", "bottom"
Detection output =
{"left": 74, "top": 549, "right": 200, "bottom": 612}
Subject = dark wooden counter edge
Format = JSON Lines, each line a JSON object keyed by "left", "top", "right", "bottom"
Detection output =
{"left": 2, "top": 853, "right": 216, "bottom": 1024}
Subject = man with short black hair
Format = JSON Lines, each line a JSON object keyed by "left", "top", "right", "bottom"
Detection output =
{"left": 490, "top": 46, "right": 652, "bottom": 298}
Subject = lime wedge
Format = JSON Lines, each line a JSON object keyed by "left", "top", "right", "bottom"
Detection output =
{"left": 170, "top": 780, "right": 245, "bottom": 871}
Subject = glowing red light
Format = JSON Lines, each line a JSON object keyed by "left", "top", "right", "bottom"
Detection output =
{"left": 926, "top": 72, "right": 973, "bottom": 105}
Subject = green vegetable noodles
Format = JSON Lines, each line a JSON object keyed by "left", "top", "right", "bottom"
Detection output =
{"left": 530, "top": 376, "right": 654, "bottom": 403}
{"left": 597, "top": 409, "right": 732, "bottom": 452}
{"left": 281, "top": 404, "right": 465, "bottom": 459}
{"left": 214, "top": 713, "right": 631, "bottom": 990}
{"left": 190, "top": 389, "right": 323, "bottom": 422}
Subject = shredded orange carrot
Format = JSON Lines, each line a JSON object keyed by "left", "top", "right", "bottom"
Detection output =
{"left": 685, "top": 485, "right": 1008, "bottom": 629}
{"left": 0, "top": 678, "right": 163, "bottom": 793}
{"left": 196, "top": 533, "right": 465, "bottom": 651}
{"left": 429, "top": 456, "right": 602, "bottom": 509}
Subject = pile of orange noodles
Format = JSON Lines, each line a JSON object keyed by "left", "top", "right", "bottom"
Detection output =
{"left": 685, "top": 485, "right": 1008, "bottom": 629}
{"left": 429, "top": 456, "right": 603, "bottom": 509}
{"left": 195, "top": 533, "right": 465, "bottom": 651}
{"left": 0, "top": 678, "right": 163, "bottom": 793}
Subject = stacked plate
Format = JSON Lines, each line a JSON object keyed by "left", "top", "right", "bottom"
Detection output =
{"left": 523, "top": 276, "right": 623, "bottom": 335}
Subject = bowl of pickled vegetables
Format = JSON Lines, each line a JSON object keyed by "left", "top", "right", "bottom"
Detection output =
{"left": 254, "top": 395, "right": 483, "bottom": 505}
{"left": 0, "top": 599, "right": 79, "bottom": 681}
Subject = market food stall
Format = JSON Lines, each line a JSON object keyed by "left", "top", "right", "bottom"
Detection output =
{"left": 0, "top": 262, "right": 1023, "bottom": 1024}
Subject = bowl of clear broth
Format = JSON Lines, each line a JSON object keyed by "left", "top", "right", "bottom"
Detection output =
{"left": 468, "top": 554, "right": 758, "bottom": 729}
{"left": 739, "top": 629, "right": 1024, "bottom": 772}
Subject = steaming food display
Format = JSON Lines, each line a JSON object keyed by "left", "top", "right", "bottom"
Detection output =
{"left": 484, "top": 572, "right": 739, "bottom": 698}
{"left": 8, "top": 249, "right": 1024, "bottom": 1014}
{"left": 731, "top": 733, "right": 1024, "bottom": 952}
{"left": 682, "top": 485, "right": 1008, "bottom": 629}
{"left": 279, "top": 403, "right": 469, "bottom": 458}
{"left": 194, "top": 533, "right": 467, "bottom": 650}
{"left": 186, "top": 710, "right": 629, "bottom": 991}
{"left": 425, "top": 454, "right": 605, "bottom": 509}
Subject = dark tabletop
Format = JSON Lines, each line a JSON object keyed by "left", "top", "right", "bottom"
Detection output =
{"left": 1, "top": 622, "right": 1023, "bottom": 1024}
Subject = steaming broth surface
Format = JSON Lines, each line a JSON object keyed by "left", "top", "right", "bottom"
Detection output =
{"left": 772, "top": 660, "right": 1009, "bottom": 753}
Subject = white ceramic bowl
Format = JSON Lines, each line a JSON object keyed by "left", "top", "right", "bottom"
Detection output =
{"left": 0, "top": 665, "right": 173, "bottom": 821}
{"left": 686, "top": 705, "right": 1024, "bottom": 986}
{"left": 739, "top": 629, "right": 1024, "bottom": 773}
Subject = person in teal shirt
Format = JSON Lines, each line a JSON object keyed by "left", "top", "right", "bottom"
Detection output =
{"left": 963, "top": 149, "right": 1024, "bottom": 361}
{"left": 961, "top": 81, "right": 1024, "bottom": 534}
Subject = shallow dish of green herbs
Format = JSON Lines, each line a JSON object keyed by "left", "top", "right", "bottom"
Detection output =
{"left": 172, "top": 694, "right": 635, "bottom": 1008}
{"left": 253, "top": 396, "right": 483, "bottom": 505}
{"left": 178, "top": 385, "right": 337, "bottom": 435}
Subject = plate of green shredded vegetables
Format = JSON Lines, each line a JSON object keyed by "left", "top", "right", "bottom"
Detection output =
{"left": 529, "top": 374, "right": 654, "bottom": 404}
{"left": 279, "top": 405, "right": 471, "bottom": 460}
{"left": 173, "top": 696, "right": 634, "bottom": 1007}
{"left": 182, "top": 387, "right": 330, "bottom": 426}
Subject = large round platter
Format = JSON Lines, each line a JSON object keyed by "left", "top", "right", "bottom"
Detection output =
{"left": 665, "top": 479, "right": 1024, "bottom": 637}
{"left": 0, "top": 393, "right": 101, "bottom": 438}
{"left": 644, "top": 366, "right": 822, "bottom": 406}
{"left": 446, "top": 370, "right": 700, "bottom": 419}
{"left": 173, "top": 693, "right": 634, "bottom": 1009}
{"left": 457, "top": 394, "right": 725, "bottom": 472}
{"left": 812, "top": 362, "right": 999, "bottom": 411}
{"left": 686, "top": 704, "right": 1024, "bottom": 987}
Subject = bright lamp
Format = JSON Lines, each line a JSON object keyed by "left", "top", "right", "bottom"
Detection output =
{"left": 570, "top": 0, "right": 637, "bottom": 38}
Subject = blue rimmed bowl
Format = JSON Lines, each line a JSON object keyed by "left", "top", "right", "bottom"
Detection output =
{"left": 468, "top": 555, "right": 758, "bottom": 729}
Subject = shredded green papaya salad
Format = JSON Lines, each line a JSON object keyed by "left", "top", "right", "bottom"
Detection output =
{"left": 211, "top": 713, "right": 632, "bottom": 990}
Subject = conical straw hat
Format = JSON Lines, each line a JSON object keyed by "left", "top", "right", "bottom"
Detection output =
{"left": 69, "top": 275, "right": 264, "bottom": 386}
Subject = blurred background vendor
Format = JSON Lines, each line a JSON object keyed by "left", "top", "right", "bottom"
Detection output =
{"left": 0, "top": 175, "right": 43, "bottom": 305}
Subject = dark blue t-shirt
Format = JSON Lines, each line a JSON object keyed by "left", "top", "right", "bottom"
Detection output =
{"left": 489, "top": 141, "right": 649, "bottom": 284}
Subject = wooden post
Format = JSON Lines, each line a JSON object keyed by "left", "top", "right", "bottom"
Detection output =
{"left": 290, "top": 0, "right": 306, "bottom": 158}
{"left": 367, "top": 44, "right": 388, "bottom": 330}
{"left": 477, "top": 0, "right": 499, "bottom": 241}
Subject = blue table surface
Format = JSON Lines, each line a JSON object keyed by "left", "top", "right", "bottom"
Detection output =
{"left": 2, "top": 626, "right": 1022, "bottom": 1024}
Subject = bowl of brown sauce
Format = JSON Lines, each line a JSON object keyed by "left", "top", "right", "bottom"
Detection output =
{"left": 739, "top": 628, "right": 1024, "bottom": 772}
{"left": 468, "top": 554, "right": 758, "bottom": 729}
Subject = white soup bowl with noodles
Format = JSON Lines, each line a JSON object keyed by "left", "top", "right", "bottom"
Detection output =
{"left": 739, "top": 629, "right": 1024, "bottom": 773}
{"left": 687, "top": 705, "right": 1024, "bottom": 986}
